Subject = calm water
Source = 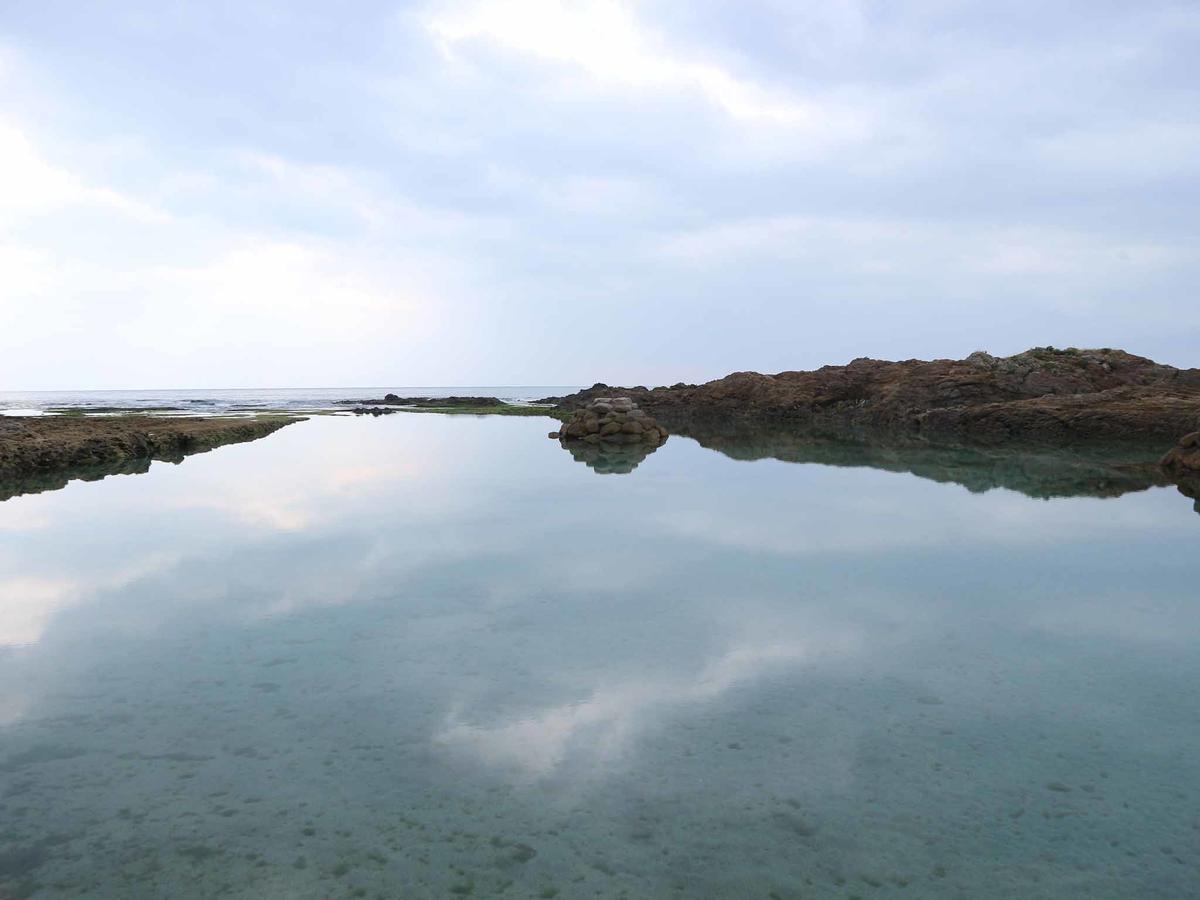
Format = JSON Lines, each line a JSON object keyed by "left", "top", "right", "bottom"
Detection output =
{"left": 1, "top": 413, "right": 1197, "bottom": 898}
{"left": 0, "top": 387, "right": 578, "bottom": 416}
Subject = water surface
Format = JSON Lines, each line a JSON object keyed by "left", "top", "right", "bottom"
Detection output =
{"left": 0, "top": 386, "right": 577, "bottom": 416}
{"left": 1, "top": 414, "right": 1197, "bottom": 898}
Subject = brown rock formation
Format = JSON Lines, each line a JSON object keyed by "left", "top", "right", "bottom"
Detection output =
{"left": 550, "top": 348, "right": 1200, "bottom": 447}
{"left": 550, "top": 397, "right": 668, "bottom": 455}
{"left": 342, "top": 395, "right": 507, "bottom": 407}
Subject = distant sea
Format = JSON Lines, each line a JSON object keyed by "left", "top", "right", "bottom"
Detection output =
{"left": 0, "top": 386, "right": 582, "bottom": 416}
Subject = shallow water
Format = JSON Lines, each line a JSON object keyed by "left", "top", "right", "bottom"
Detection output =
{"left": 1, "top": 414, "right": 1197, "bottom": 898}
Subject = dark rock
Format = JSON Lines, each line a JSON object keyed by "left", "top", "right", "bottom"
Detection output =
{"left": 550, "top": 348, "right": 1200, "bottom": 448}
{"left": 552, "top": 396, "right": 668, "bottom": 473}
{"left": 343, "top": 395, "right": 508, "bottom": 408}
{"left": 0, "top": 416, "right": 300, "bottom": 501}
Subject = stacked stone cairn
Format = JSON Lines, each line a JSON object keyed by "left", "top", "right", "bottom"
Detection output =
{"left": 549, "top": 397, "right": 668, "bottom": 474}
{"left": 550, "top": 397, "right": 668, "bottom": 448}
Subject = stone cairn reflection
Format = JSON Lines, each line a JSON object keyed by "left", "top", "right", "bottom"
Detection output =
{"left": 549, "top": 397, "right": 668, "bottom": 474}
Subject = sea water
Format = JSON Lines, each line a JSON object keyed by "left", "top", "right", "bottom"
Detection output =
{"left": 0, "top": 413, "right": 1197, "bottom": 897}
{"left": 0, "top": 387, "right": 580, "bottom": 416}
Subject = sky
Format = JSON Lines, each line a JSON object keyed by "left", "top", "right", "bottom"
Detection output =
{"left": 1, "top": 0, "right": 1197, "bottom": 389}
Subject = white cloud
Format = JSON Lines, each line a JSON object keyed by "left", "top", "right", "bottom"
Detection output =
{"left": 427, "top": 0, "right": 867, "bottom": 137}
{"left": 1038, "top": 121, "right": 1200, "bottom": 177}
{"left": 0, "top": 554, "right": 181, "bottom": 649}
{"left": 0, "top": 112, "right": 454, "bottom": 386}
{"left": 482, "top": 164, "right": 659, "bottom": 216}
{"left": 436, "top": 634, "right": 859, "bottom": 776}
{"left": 236, "top": 151, "right": 391, "bottom": 227}
{"left": 654, "top": 214, "right": 1190, "bottom": 283}
{"left": 137, "top": 238, "right": 422, "bottom": 341}
{"left": 0, "top": 120, "right": 167, "bottom": 225}
{"left": 1, "top": 233, "right": 432, "bottom": 363}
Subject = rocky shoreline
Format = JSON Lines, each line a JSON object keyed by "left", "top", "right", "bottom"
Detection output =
{"left": 545, "top": 348, "right": 1200, "bottom": 446}
{"left": 541, "top": 347, "right": 1200, "bottom": 499}
{"left": 340, "top": 394, "right": 510, "bottom": 408}
{"left": 0, "top": 415, "right": 300, "bottom": 501}
{"left": 340, "top": 395, "right": 556, "bottom": 417}
{"left": 4, "top": 347, "right": 1197, "bottom": 502}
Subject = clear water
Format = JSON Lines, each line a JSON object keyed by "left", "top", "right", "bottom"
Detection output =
{"left": 0, "top": 413, "right": 1197, "bottom": 898}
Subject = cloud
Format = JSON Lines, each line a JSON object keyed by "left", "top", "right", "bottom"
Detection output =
{"left": 426, "top": 0, "right": 869, "bottom": 138}
{"left": 1037, "top": 121, "right": 1200, "bottom": 177}
{"left": 0, "top": 119, "right": 167, "bottom": 225}
{"left": 235, "top": 151, "right": 392, "bottom": 227}
{"left": 0, "top": 112, "right": 452, "bottom": 387}
{"left": 134, "top": 238, "right": 424, "bottom": 343}
{"left": 654, "top": 214, "right": 1191, "bottom": 290}
{"left": 0, "top": 554, "right": 181, "bottom": 649}
{"left": 436, "top": 634, "right": 858, "bottom": 776}
{"left": 1, "top": 1, "right": 1198, "bottom": 386}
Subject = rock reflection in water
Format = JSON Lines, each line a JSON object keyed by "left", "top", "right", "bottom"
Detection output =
{"left": 669, "top": 417, "right": 1198, "bottom": 509}
{"left": 561, "top": 438, "right": 661, "bottom": 474}
{"left": 0, "top": 456, "right": 157, "bottom": 502}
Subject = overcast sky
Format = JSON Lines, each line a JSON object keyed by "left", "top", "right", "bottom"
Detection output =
{"left": 1, "top": 1, "right": 1197, "bottom": 389}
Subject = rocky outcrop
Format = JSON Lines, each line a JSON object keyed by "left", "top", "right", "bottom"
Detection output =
{"left": 0, "top": 415, "right": 300, "bottom": 501}
{"left": 343, "top": 395, "right": 507, "bottom": 408}
{"left": 549, "top": 348, "right": 1200, "bottom": 447}
{"left": 551, "top": 397, "right": 667, "bottom": 474}
{"left": 550, "top": 397, "right": 668, "bottom": 448}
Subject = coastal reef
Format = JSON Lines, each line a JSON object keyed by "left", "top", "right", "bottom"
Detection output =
{"left": 343, "top": 395, "right": 509, "bottom": 408}
{"left": 550, "top": 397, "right": 668, "bottom": 449}
{"left": 342, "top": 395, "right": 555, "bottom": 417}
{"left": 547, "top": 348, "right": 1200, "bottom": 447}
{"left": 0, "top": 415, "right": 299, "bottom": 500}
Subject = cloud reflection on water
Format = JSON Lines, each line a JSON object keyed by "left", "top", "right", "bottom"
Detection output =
{"left": 435, "top": 634, "right": 862, "bottom": 777}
